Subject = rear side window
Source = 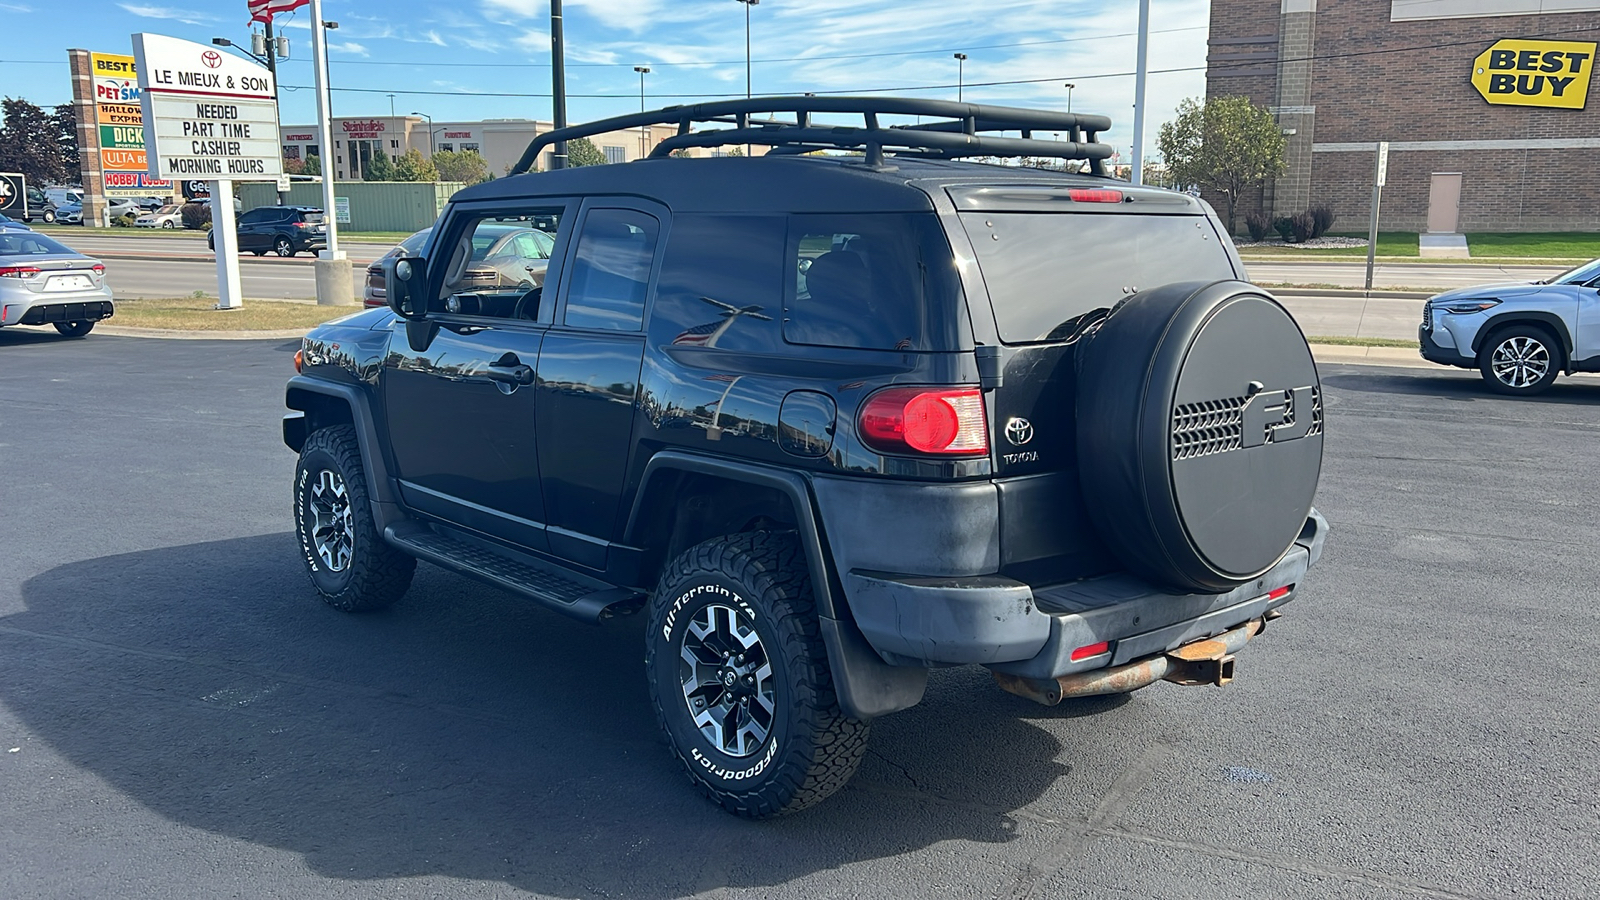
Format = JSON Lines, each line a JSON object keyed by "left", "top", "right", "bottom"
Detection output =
{"left": 783, "top": 213, "right": 954, "bottom": 351}
{"left": 652, "top": 214, "right": 786, "bottom": 352}
{"left": 961, "top": 213, "right": 1237, "bottom": 344}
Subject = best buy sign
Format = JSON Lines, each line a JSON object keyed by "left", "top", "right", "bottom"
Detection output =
{"left": 1472, "top": 39, "right": 1596, "bottom": 109}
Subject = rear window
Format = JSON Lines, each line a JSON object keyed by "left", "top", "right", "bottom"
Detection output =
{"left": 300, "top": 211, "right": 325, "bottom": 225}
{"left": 961, "top": 213, "right": 1237, "bottom": 344}
{"left": 783, "top": 213, "right": 957, "bottom": 351}
{"left": 0, "top": 232, "right": 73, "bottom": 256}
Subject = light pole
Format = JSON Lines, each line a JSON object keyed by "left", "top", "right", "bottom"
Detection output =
{"left": 213, "top": 29, "right": 288, "bottom": 203}
{"left": 634, "top": 65, "right": 651, "bottom": 160}
{"left": 1131, "top": 0, "right": 1150, "bottom": 185}
{"left": 736, "top": 0, "right": 758, "bottom": 99}
{"left": 386, "top": 93, "right": 395, "bottom": 117}
{"left": 1064, "top": 82, "right": 1076, "bottom": 116}
{"left": 413, "top": 111, "right": 435, "bottom": 155}
{"left": 550, "top": 0, "right": 569, "bottom": 169}
{"left": 953, "top": 53, "right": 967, "bottom": 103}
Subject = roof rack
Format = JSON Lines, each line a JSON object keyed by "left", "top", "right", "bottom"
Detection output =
{"left": 508, "top": 96, "right": 1114, "bottom": 176}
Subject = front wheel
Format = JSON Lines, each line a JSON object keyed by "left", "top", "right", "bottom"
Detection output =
{"left": 274, "top": 236, "right": 295, "bottom": 257}
{"left": 161, "top": 220, "right": 175, "bottom": 229}
{"left": 1479, "top": 325, "right": 1561, "bottom": 396}
{"left": 646, "top": 532, "right": 868, "bottom": 818}
{"left": 54, "top": 321, "right": 94, "bottom": 338}
{"left": 294, "top": 425, "right": 416, "bottom": 611}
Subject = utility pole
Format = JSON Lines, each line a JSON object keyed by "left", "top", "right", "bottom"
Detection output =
{"left": 550, "top": 0, "right": 568, "bottom": 169}
{"left": 954, "top": 53, "right": 967, "bottom": 103}
{"left": 264, "top": 16, "right": 287, "bottom": 205}
{"left": 1131, "top": 0, "right": 1150, "bottom": 184}
{"left": 634, "top": 65, "right": 651, "bottom": 160}
{"left": 310, "top": 0, "right": 349, "bottom": 305}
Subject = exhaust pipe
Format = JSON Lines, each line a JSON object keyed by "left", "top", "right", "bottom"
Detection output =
{"left": 993, "top": 618, "right": 1264, "bottom": 706}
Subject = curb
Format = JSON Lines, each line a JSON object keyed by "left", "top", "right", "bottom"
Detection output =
{"left": 95, "top": 325, "right": 313, "bottom": 340}
{"left": 1272, "top": 288, "right": 1433, "bottom": 300}
{"left": 1308, "top": 343, "right": 1430, "bottom": 369}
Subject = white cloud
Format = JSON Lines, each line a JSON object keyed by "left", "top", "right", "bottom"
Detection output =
{"left": 331, "top": 42, "right": 369, "bottom": 57}
{"left": 421, "top": 30, "right": 447, "bottom": 47}
{"left": 481, "top": 0, "right": 542, "bottom": 18}
{"left": 0, "top": 2, "right": 33, "bottom": 11}
{"left": 117, "top": 2, "right": 217, "bottom": 25}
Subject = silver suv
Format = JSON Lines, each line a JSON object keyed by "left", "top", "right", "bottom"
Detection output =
{"left": 1419, "top": 257, "right": 1600, "bottom": 395}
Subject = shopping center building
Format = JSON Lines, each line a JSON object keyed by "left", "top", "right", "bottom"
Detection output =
{"left": 1206, "top": 0, "right": 1600, "bottom": 235}
{"left": 278, "top": 117, "right": 702, "bottom": 180}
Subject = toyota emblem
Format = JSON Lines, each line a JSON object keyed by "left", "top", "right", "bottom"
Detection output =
{"left": 1004, "top": 417, "right": 1034, "bottom": 446}
{"left": 201, "top": 50, "right": 223, "bottom": 69}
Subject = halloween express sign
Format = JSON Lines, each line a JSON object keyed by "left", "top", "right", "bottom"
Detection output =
{"left": 1472, "top": 39, "right": 1596, "bottom": 110}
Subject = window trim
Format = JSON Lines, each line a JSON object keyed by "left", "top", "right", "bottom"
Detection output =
{"left": 549, "top": 198, "right": 671, "bottom": 335}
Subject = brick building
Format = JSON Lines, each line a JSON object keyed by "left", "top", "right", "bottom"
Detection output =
{"left": 1205, "top": 0, "right": 1600, "bottom": 235}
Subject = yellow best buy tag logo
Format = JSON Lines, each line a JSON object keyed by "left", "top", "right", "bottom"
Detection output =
{"left": 1472, "top": 39, "right": 1596, "bottom": 109}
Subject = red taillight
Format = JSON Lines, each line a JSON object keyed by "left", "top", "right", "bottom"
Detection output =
{"left": 0, "top": 266, "right": 41, "bottom": 278}
{"left": 859, "top": 387, "right": 988, "bottom": 456}
{"left": 1069, "top": 188, "right": 1124, "bottom": 203}
{"left": 1070, "top": 641, "right": 1110, "bottom": 661}
{"left": 92, "top": 264, "right": 105, "bottom": 276}
{"left": 1268, "top": 586, "right": 1291, "bottom": 601}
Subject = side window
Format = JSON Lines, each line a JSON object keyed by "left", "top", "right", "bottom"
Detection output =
{"left": 650, "top": 214, "right": 785, "bottom": 352}
{"left": 783, "top": 213, "right": 942, "bottom": 350}
{"left": 437, "top": 207, "right": 568, "bottom": 320}
{"left": 562, "top": 208, "right": 660, "bottom": 332}
{"left": 238, "top": 208, "right": 273, "bottom": 225}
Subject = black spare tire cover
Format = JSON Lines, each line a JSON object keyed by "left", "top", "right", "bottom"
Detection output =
{"left": 1076, "top": 281, "right": 1322, "bottom": 593}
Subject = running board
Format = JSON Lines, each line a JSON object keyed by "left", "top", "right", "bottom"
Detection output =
{"left": 383, "top": 523, "right": 645, "bottom": 623}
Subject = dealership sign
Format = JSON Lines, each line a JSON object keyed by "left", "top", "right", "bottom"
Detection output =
{"left": 1472, "top": 39, "right": 1596, "bottom": 109}
{"left": 133, "top": 32, "right": 282, "bottom": 180}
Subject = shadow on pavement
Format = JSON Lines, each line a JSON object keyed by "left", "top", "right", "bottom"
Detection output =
{"left": 4, "top": 534, "right": 1073, "bottom": 898}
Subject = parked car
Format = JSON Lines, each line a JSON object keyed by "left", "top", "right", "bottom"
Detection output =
{"left": 0, "top": 213, "right": 31, "bottom": 231}
{"left": 22, "top": 187, "right": 56, "bottom": 224}
{"left": 1418, "top": 256, "right": 1600, "bottom": 395}
{"left": 207, "top": 206, "right": 327, "bottom": 257}
{"left": 284, "top": 97, "right": 1327, "bottom": 818}
{"left": 135, "top": 205, "right": 184, "bottom": 229}
{"left": 55, "top": 202, "right": 83, "bottom": 225}
{"left": 134, "top": 197, "right": 166, "bottom": 212}
{"left": 460, "top": 224, "right": 556, "bottom": 290}
{"left": 0, "top": 229, "right": 114, "bottom": 337}
{"left": 362, "top": 227, "right": 431, "bottom": 307}
{"left": 105, "top": 198, "right": 141, "bottom": 222}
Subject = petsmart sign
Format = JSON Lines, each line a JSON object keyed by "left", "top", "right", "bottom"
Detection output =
{"left": 1471, "top": 39, "right": 1596, "bottom": 110}
{"left": 132, "top": 32, "right": 282, "bottom": 180}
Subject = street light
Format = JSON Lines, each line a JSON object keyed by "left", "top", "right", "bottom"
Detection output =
{"left": 213, "top": 32, "right": 288, "bottom": 203}
{"left": 412, "top": 111, "right": 435, "bottom": 155}
{"left": 736, "top": 0, "right": 758, "bottom": 99}
{"left": 1064, "top": 83, "right": 1076, "bottom": 116}
{"left": 953, "top": 53, "right": 967, "bottom": 103}
{"left": 634, "top": 66, "right": 651, "bottom": 160}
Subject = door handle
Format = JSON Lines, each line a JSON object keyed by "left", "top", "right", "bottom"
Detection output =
{"left": 484, "top": 363, "right": 535, "bottom": 386}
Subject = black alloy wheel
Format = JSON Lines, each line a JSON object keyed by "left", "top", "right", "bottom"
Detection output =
{"left": 293, "top": 425, "right": 416, "bottom": 611}
{"left": 646, "top": 531, "right": 868, "bottom": 818}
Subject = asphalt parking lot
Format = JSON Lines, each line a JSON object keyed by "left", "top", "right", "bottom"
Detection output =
{"left": 2, "top": 331, "right": 1598, "bottom": 899}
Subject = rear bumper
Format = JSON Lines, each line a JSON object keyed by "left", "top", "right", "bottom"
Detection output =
{"left": 843, "top": 508, "right": 1329, "bottom": 677}
{"left": 2, "top": 297, "right": 115, "bottom": 327}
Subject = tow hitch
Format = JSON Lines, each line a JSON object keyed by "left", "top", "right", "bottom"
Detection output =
{"left": 992, "top": 618, "right": 1265, "bottom": 706}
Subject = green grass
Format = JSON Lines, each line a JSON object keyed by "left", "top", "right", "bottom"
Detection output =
{"left": 1462, "top": 233, "right": 1600, "bottom": 259}
{"left": 1237, "top": 232, "right": 1419, "bottom": 257}
{"left": 110, "top": 297, "right": 358, "bottom": 330}
{"left": 1307, "top": 336, "right": 1417, "bottom": 348}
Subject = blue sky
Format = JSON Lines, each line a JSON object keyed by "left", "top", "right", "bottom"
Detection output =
{"left": 1, "top": 0, "right": 1212, "bottom": 160}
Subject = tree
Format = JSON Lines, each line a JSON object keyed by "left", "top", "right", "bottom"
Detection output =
{"left": 0, "top": 98, "right": 69, "bottom": 186}
{"left": 301, "top": 153, "right": 322, "bottom": 177}
{"left": 566, "top": 137, "right": 606, "bottom": 167}
{"left": 391, "top": 147, "right": 439, "bottom": 182}
{"left": 283, "top": 157, "right": 306, "bottom": 175}
{"left": 1157, "top": 95, "right": 1286, "bottom": 236}
{"left": 53, "top": 103, "right": 79, "bottom": 185}
{"left": 362, "top": 150, "right": 395, "bottom": 181}
{"left": 431, "top": 148, "right": 490, "bottom": 184}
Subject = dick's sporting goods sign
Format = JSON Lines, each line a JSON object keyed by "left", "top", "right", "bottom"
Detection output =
{"left": 1472, "top": 39, "right": 1596, "bottom": 110}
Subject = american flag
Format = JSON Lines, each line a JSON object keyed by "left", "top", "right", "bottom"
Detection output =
{"left": 248, "top": 0, "right": 309, "bottom": 23}
{"left": 672, "top": 320, "right": 721, "bottom": 346}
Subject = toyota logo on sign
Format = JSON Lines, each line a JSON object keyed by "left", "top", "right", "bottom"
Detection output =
{"left": 201, "top": 50, "right": 222, "bottom": 68}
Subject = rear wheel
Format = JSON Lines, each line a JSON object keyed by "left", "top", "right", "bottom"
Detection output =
{"left": 42, "top": 209, "right": 56, "bottom": 224}
{"left": 1479, "top": 325, "right": 1561, "bottom": 396}
{"left": 646, "top": 532, "right": 868, "bottom": 818}
{"left": 294, "top": 425, "right": 415, "bottom": 611}
{"left": 274, "top": 236, "right": 295, "bottom": 258}
{"left": 53, "top": 321, "right": 94, "bottom": 338}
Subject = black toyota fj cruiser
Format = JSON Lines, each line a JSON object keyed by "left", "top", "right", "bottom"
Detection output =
{"left": 283, "top": 97, "right": 1328, "bottom": 818}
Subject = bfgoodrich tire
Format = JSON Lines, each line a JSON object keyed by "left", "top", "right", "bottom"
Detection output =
{"left": 1478, "top": 325, "right": 1561, "bottom": 396}
{"left": 293, "top": 425, "right": 415, "bottom": 611}
{"left": 646, "top": 532, "right": 868, "bottom": 818}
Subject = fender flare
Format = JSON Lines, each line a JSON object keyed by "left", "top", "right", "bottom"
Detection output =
{"left": 1471, "top": 310, "right": 1575, "bottom": 358}
{"left": 285, "top": 375, "right": 404, "bottom": 529}
{"left": 624, "top": 450, "right": 928, "bottom": 719}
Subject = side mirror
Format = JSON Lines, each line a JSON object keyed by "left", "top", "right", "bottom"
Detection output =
{"left": 384, "top": 255, "right": 428, "bottom": 319}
